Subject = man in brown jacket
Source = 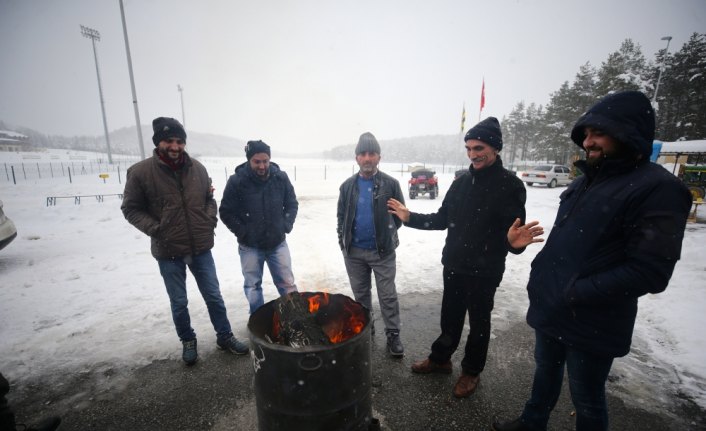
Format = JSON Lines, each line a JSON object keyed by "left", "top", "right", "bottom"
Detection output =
{"left": 121, "top": 117, "right": 248, "bottom": 365}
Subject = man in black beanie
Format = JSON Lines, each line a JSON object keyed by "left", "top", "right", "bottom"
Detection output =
{"left": 220, "top": 140, "right": 299, "bottom": 313}
{"left": 388, "top": 117, "right": 541, "bottom": 398}
{"left": 122, "top": 117, "right": 249, "bottom": 365}
{"left": 492, "top": 91, "right": 691, "bottom": 431}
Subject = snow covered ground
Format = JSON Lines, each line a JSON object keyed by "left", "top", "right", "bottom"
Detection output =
{"left": 0, "top": 150, "right": 704, "bottom": 411}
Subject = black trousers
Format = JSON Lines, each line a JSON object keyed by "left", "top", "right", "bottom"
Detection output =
{"left": 0, "top": 372, "right": 15, "bottom": 429}
{"left": 428, "top": 268, "right": 501, "bottom": 375}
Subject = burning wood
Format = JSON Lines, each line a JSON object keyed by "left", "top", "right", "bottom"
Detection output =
{"left": 273, "top": 293, "right": 331, "bottom": 348}
{"left": 269, "top": 292, "right": 367, "bottom": 347}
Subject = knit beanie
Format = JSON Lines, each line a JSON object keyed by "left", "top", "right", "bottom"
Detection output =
{"left": 245, "top": 140, "right": 271, "bottom": 160}
{"left": 152, "top": 117, "right": 186, "bottom": 146}
{"left": 464, "top": 117, "right": 503, "bottom": 151}
{"left": 355, "top": 132, "right": 381, "bottom": 155}
{"left": 570, "top": 91, "right": 655, "bottom": 159}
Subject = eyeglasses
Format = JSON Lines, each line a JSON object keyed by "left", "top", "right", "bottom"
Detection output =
{"left": 165, "top": 138, "right": 185, "bottom": 145}
{"left": 465, "top": 145, "right": 486, "bottom": 152}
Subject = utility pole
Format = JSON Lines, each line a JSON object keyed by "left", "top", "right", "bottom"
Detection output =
{"left": 177, "top": 84, "right": 186, "bottom": 127}
{"left": 119, "top": 0, "right": 146, "bottom": 160}
{"left": 652, "top": 36, "right": 673, "bottom": 107}
{"left": 81, "top": 25, "right": 113, "bottom": 164}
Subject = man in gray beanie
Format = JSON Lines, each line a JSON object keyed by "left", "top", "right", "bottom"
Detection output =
{"left": 388, "top": 117, "right": 539, "bottom": 398}
{"left": 337, "top": 132, "right": 406, "bottom": 357}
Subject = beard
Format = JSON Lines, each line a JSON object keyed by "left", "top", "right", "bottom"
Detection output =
{"left": 159, "top": 146, "right": 183, "bottom": 161}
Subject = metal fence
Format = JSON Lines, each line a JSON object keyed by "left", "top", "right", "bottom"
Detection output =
{"left": 2, "top": 159, "right": 138, "bottom": 184}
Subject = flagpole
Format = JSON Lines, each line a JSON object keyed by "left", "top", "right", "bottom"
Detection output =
{"left": 479, "top": 78, "right": 485, "bottom": 122}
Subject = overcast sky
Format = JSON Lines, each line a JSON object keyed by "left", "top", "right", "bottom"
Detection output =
{"left": 1, "top": 0, "right": 705, "bottom": 153}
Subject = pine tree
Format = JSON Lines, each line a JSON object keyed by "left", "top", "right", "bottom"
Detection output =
{"left": 595, "top": 39, "right": 649, "bottom": 97}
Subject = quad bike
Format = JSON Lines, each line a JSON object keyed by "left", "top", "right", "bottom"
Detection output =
{"left": 408, "top": 169, "right": 439, "bottom": 199}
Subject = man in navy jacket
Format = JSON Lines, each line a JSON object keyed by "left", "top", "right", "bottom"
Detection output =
{"left": 220, "top": 140, "right": 299, "bottom": 314}
{"left": 493, "top": 91, "right": 692, "bottom": 431}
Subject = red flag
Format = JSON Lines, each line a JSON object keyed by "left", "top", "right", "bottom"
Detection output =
{"left": 480, "top": 78, "right": 485, "bottom": 111}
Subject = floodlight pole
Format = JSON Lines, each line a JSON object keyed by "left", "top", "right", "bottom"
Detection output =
{"left": 119, "top": 0, "right": 146, "bottom": 160}
{"left": 177, "top": 84, "right": 186, "bottom": 127}
{"left": 652, "top": 36, "right": 672, "bottom": 106}
{"left": 80, "top": 25, "right": 113, "bottom": 164}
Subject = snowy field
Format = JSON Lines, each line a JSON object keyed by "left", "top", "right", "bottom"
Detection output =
{"left": 0, "top": 149, "right": 705, "bottom": 411}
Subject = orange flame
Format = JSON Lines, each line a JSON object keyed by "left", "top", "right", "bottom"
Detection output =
{"left": 307, "top": 292, "right": 330, "bottom": 313}
{"left": 321, "top": 299, "right": 366, "bottom": 344}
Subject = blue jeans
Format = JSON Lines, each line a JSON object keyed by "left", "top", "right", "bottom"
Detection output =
{"left": 157, "top": 250, "right": 233, "bottom": 342}
{"left": 239, "top": 240, "right": 297, "bottom": 313}
{"left": 521, "top": 329, "right": 614, "bottom": 431}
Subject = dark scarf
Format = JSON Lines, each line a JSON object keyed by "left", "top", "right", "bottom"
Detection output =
{"left": 158, "top": 152, "right": 185, "bottom": 171}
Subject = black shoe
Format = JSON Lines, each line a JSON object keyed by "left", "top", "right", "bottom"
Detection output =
{"left": 23, "top": 416, "right": 62, "bottom": 431}
{"left": 217, "top": 335, "right": 249, "bottom": 355}
{"left": 182, "top": 339, "right": 198, "bottom": 365}
{"left": 491, "top": 418, "right": 531, "bottom": 431}
{"left": 386, "top": 332, "right": 404, "bottom": 357}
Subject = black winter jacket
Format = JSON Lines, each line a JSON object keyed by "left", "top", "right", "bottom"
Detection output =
{"left": 526, "top": 158, "right": 691, "bottom": 357}
{"left": 337, "top": 171, "right": 404, "bottom": 256}
{"left": 121, "top": 150, "right": 218, "bottom": 259}
{"left": 405, "top": 156, "right": 526, "bottom": 277}
{"left": 219, "top": 161, "right": 298, "bottom": 250}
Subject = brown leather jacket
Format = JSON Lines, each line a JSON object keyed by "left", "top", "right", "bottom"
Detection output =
{"left": 121, "top": 150, "right": 218, "bottom": 259}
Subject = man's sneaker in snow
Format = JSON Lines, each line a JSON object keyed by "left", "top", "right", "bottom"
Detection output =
{"left": 386, "top": 331, "right": 404, "bottom": 357}
{"left": 182, "top": 339, "right": 198, "bottom": 365}
{"left": 217, "top": 335, "right": 249, "bottom": 355}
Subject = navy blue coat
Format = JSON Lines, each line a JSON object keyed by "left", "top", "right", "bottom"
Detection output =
{"left": 219, "top": 161, "right": 298, "bottom": 250}
{"left": 526, "top": 157, "right": 691, "bottom": 357}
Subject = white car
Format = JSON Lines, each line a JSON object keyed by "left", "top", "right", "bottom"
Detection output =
{"left": 521, "top": 165, "right": 572, "bottom": 188}
{"left": 0, "top": 200, "right": 17, "bottom": 251}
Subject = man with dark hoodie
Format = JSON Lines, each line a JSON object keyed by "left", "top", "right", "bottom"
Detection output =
{"left": 492, "top": 91, "right": 692, "bottom": 431}
{"left": 388, "top": 117, "right": 542, "bottom": 398}
{"left": 219, "top": 140, "right": 299, "bottom": 314}
{"left": 122, "top": 117, "right": 249, "bottom": 366}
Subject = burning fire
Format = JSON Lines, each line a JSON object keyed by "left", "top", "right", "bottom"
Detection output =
{"left": 271, "top": 292, "right": 367, "bottom": 345}
{"left": 307, "top": 292, "right": 330, "bottom": 313}
{"left": 325, "top": 300, "right": 366, "bottom": 343}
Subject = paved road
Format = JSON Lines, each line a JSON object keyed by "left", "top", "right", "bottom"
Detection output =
{"left": 9, "top": 293, "right": 706, "bottom": 430}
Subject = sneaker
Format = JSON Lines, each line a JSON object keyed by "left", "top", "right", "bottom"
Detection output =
{"left": 410, "top": 358, "right": 452, "bottom": 374}
{"left": 182, "top": 339, "right": 198, "bottom": 365}
{"left": 217, "top": 335, "right": 249, "bottom": 355}
{"left": 386, "top": 332, "right": 404, "bottom": 357}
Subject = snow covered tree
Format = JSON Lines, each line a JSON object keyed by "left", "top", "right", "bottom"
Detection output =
{"left": 655, "top": 33, "right": 706, "bottom": 141}
{"left": 595, "top": 39, "right": 650, "bottom": 97}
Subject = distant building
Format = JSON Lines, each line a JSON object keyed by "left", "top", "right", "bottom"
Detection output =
{"left": 0, "top": 130, "right": 30, "bottom": 152}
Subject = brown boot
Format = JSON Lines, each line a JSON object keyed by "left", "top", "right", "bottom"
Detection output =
{"left": 452, "top": 373, "right": 480, "bottom": 398}
{"left": 411, "top": 358, "right": 452, "bottom": 374}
